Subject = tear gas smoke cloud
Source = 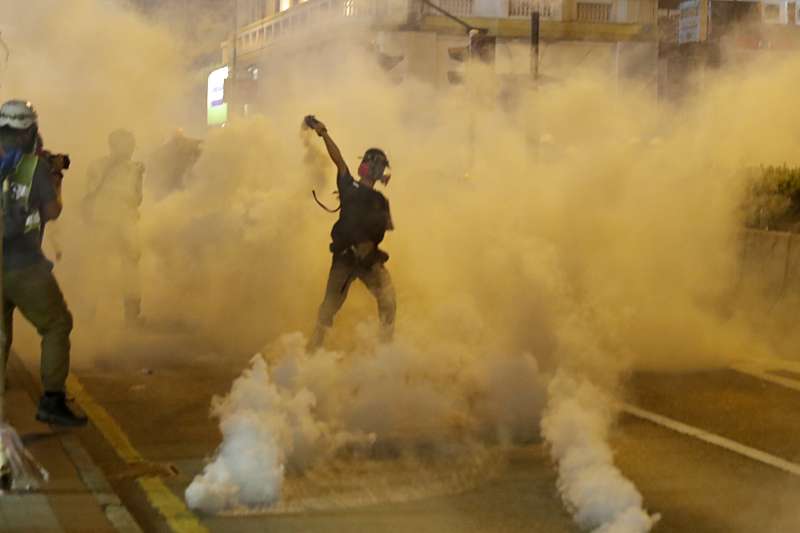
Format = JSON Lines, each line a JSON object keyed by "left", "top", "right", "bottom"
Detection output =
{"left": 4, "top": 0, "right": 800, "bottom": 529}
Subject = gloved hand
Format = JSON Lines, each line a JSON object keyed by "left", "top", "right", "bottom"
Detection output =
{"left": 353, "top": 241, "right": 375, "bottom": 261}
{"left": 303, "top": 115, "right": 327, "bottom": 136}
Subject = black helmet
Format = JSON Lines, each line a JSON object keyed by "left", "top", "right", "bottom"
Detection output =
{"left": 362, "top": 148, "right": 389, "bottom": 167}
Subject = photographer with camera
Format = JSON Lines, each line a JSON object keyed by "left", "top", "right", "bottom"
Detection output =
{"left": 83, "top": 129, "right": 145, "bottom": 325}
{"left": 305, "top": 116, "right": 396, "bottom": 350}
{"left": 0, "top": 99, "right": 85, "bottom": 427}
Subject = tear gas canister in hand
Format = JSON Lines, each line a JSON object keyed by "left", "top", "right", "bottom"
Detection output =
{"left": 303, "top": 115, "right": 320, "bottom": 129}
{"left": 303, "top": 115, "right": 326, "bottom": 136}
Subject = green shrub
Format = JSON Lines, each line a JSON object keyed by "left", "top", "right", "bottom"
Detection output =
{"left": 744, "top": 165, "right": 800, "bottom": 232}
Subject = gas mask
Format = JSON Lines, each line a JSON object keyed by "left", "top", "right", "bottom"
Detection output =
{"left": 358, "top": 149, "right": 391, "bottom": 184}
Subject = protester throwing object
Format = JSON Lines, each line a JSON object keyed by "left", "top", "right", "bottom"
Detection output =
{"left": 305, "top": 115, "right": 396, "bottom": 350}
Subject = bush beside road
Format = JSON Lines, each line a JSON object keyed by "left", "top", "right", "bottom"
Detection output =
{"left": 744, "top": 165, "right": 800, "bottom": 232}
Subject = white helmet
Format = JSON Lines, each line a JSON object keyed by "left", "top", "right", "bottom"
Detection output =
{"left": 0, "top": 100, "right": 38, "bottom": 130}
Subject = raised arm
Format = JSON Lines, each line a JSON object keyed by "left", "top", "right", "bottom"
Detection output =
{"left": 308, "top": 117, "right": 348, "bottom": 176}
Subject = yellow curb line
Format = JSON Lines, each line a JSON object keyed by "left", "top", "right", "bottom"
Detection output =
{"left": 138, "top": 476, "right": 208, "bottom": 533}
{"left": 67, "top": 373, "right": 208, "bottom": 533}
{"left": 67, "top": 374, "right": 142, "bottom": 464}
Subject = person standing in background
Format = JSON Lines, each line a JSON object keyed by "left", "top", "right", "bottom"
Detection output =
{"left": 83, "top": 129, "right": 145, "bottom": 325}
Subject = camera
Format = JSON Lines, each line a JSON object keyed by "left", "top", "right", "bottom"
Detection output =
{"left": 43, "top": 151, "right": 70, "bottom": 172}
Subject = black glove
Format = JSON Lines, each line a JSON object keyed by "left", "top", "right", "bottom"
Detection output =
{"left": 303, "top": 115, "right": 326, "bottom": 136}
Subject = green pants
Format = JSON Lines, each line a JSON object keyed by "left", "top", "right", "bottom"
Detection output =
{"left": 314, "top": 252, "right": 396, "bottom": 342}
{"left": 2, "top": 261, "right": 73, "bottom": 392}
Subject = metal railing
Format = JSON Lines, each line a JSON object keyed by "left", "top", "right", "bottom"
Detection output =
{"left": 235, "top": 0, "right": 404, "bottom": 55}
{"left": 508, "top": 0, "right": 563, "bottom": 20}
{"left": 576, "top": 2, "right": 612, "bottom": 22}
{"left": 233, "top": 0, "right": 651, "bottom": 55}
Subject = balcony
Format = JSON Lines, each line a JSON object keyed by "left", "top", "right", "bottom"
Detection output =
{"left": 232, "top": 0, "right": 653, "bottom": 56}
{"left": 416, "top": 0, "right": 565, "bottom": 20}
{"left": 234, "top": 0, "right": 408, "bottom": 55}
{"left": 507, "top": 0, "right": 564, "bottom": 20}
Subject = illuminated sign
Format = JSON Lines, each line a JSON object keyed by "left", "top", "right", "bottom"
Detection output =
{"left": 207, "top": 66, "right": 229, "bottom": 126}
{"left": 679, "top": 0, "right": 701, "bottom": 43}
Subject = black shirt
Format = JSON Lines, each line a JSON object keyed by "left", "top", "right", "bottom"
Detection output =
{"left": 330, "top": 169, "right": 393, "bottom": 254}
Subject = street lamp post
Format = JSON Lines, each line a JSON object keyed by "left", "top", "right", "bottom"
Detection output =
{"left": 531, "top": 11, "right": 540, "bottom": 82}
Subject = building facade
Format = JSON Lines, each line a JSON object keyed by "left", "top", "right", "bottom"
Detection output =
{"left": 206, "top": 0, "right": 662, "bottom": 124}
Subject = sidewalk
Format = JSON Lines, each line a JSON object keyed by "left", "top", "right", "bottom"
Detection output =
{"left": 0, "top": 354, "right": 139, "bottom": 533}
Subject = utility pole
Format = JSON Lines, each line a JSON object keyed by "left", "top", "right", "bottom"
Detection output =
{"left": 530, "top": 11, "right": 540, "bottom": 82}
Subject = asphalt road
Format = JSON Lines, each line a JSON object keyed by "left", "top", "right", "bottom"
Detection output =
{"left": 14, "top": 328, "right": 800, "bottom": 533}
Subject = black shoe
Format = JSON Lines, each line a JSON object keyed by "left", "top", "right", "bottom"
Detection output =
{"left": 36, "top": 392, "right": 88, "bottom": 427}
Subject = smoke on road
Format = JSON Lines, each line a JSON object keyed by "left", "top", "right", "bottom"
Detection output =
{"left": 3, "top": 1, "right": 800, "bottom": 530}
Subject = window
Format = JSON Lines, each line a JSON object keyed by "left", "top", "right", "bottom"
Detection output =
{"left": 577, "top": 2, "right": 611, "bottom": 22}
{"left": 764, "top": 4, "right": 780, "bottom": 19}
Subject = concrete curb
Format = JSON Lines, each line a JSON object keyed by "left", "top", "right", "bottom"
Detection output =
{"left": 8, "top": 352, "right": 142, "bottom": 533}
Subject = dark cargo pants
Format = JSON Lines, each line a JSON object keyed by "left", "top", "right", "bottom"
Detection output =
{"left": 1, "top": 261, "right": 73, "bottom": 392}
{"left": 310, "top": 252, "right": 396, "bottom": 349}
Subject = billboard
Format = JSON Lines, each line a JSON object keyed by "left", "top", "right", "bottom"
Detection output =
{"left": 207, "top": 66, "right": 229, "bottom": 126}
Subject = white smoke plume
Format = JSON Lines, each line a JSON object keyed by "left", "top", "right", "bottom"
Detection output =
{"left": 542, "top": 370, "right": 659, "bottom": 533}
{"left": 186, "top": 334, "right": 375, "bottom": 513}
{"left": 186, "top": 330, "right": 542, "bottom": 513}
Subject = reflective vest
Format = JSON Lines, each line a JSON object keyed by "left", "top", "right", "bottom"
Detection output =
{"left": 3, "top": 154, "right": 41, "bottom": 236}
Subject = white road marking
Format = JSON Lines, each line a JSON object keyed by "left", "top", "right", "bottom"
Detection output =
{"left": 731, "top": 364, "right": 800, "bottom": 394}
{"left": 621, "top": 403, "right": 800, "bottom": 477}
{"left": 732, "top": 357, "right": 800, "bottom": 394}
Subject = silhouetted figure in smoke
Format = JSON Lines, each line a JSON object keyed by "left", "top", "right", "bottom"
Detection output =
{"left": 83, "top": 129, "right": 145, "bottom": 325}
{"left": 306, "top": 116, "right": 396, "bottom": 350}
{"left": 146, "top": 129, "right": 202, "bottom": 203}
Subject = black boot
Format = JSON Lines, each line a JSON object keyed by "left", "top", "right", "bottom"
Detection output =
{"left": 36, "top": 392, "right": 88, "bottom": 427}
